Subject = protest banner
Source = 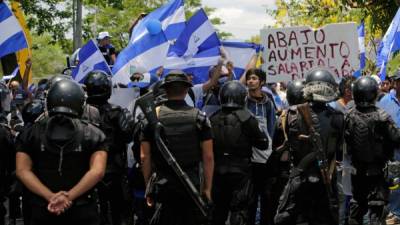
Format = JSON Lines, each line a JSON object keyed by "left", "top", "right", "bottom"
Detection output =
{"left": 261, "top": 23, "right": 359, "bottom": 82}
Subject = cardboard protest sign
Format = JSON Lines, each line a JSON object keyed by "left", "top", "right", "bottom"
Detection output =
{"left": 261, "top": 23, "right": 359, "bottom": 82}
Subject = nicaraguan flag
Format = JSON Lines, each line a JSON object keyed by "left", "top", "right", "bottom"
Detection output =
{"left": 165, "top": 47, "right": 221, "bottom": 84}
{"left": 358, "top": 21, "right": 366, "bottom": 71}
{"left": 113, "top": 0, "right": 185, "bottom": 85}
{"left": 0, "top": 2, "right": 28, "bottom": 58}
{"left": 222, "top": 41, "right": 261, "bottom": 79}
{"left": 2, "top": 65, "right": 19, "bottom": 81}
{"left": 168, "top": 8, "right": 220, "bottom": 57}
{"left": 130, "top": 0, "right": 185, "bottom": 43}
{"left": 72, "top": 40, "right": 112, "bottom": 83}
{"left": 376, "top": 8, "right": 400, "bottom": 80}
{"left": 112, "top": 31, "right": 169, "bottom": 85}
{"left": 164, "top": 8, "right": 221, "bottom": 84}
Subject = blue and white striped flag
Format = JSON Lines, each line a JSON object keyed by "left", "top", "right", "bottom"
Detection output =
{"left": 354, "top": 21, "right": 366, "bottom": 78}
{"left": 130, "top": 0, "right": 185, "bottom": 43}
{"left": 167, "top": 8, "right": 220, "bottom": 58}
{"left": 165, "top": 47, "right": 221, "bottom": 84}
{"left": 72, "top": 40, "right": 112, "bottom": 83}
{"left": 222, "top": 41, "right": 261, "bottom": 79}
{"left": 165, "top": 8, "right": 221, "bottom": 84}
{"left": 358, "top": 21, "right": 366, "bottom": 71}
{"left": 113, "top": 0, "right": 185, "bottom": 85}
{"left": 0, "top": 2, "right": 28, "bottom": 58}
{"left": 2, "top": 65, "right": 19, "bottom": 81}
{"left": 377, "top": 8, "right": 400, "bottom": 80}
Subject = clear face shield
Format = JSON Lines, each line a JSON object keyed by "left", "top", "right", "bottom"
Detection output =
{"left": 0, "top": 83, "right": 11, "bottom": 112}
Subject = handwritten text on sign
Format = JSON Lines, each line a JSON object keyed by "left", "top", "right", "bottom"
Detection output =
{"left": 261, "top": 23, "right": 359, "bottom": 82}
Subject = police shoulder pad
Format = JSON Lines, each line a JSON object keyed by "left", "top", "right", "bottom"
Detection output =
{"left": 233, "top": 109, "right": 252, "bottom": 122}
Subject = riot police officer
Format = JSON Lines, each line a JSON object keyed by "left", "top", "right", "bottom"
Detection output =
{"left": 345, "top": 76, "right": 400, "bottom": 225}
{"left": 140, "top": 71, "right": 214, "bottom": 225}
{"left": 40, "top": 74, "right": 101, "bottom": 125}
{"left": 84, "top": 71, "right": 134, "bottom": 225}
{"left": 0, "top": 82, "right": 14, "bottom": 225}
{"left": 275, "top": 68, "right": 343, "bottom": 225}
{"left": 210, "top": 81, "right": 268, "bottom": 225}
{"left": 271, "top": 80, "right": 306, "bottom": 224}
{"left": 15, "top": 79, "right": 108, "bottom": 225}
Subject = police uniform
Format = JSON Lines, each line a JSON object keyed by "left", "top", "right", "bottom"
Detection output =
{"left": 84, "top": 71, "right": 134, "bottom": 225}
{"left": 275, "top": 69, "right": 343, "bottom": 225}
{"left": 345, "top": 77, "right": 400, "bottom": 225}
{"left": 210, "top": 81, "right": 268, "bottom": 225}
{"left": 0, "top": 120, "right": 14, "bottom": 225}
{"left": 15, "top": 79, "right": 108, "bottom": 225}
{"left": 141, "top": 99, "right": 212, "bottom": 225}
{"left": 270, "top": 80, "right": 305, "bottom": 225}
{"left": 140, "top": 71, "right": 213, "bottom": 225}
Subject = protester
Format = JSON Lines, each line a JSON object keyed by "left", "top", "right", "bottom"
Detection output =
{"left": 97, "top": 31, "right": 116, "bottom": 65}
{"left": 201, "top": 60, "right": 235, "bottom": 115}
{"left": 329, "top": 75, "right": 355, "bottom": 225}
{"left": 244, "top": 68, "right": 276, "bottom": 225}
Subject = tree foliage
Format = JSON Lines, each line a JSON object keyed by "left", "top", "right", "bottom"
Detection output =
{"left": 82, "top": 0, "right": 231, "bottom": 49}
{"left": 31, "top": 34, "right": 66, "bottom": 78}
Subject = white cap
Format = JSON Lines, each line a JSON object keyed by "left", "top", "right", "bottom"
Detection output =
{"left": 371, "top": 74, "right": 382, "bottom": 85}
{"left": 98, "top": 31, "right": 112, "bottom": 40}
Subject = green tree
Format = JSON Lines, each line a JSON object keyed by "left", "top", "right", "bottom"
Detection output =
{"left": 31, "top": 34, "right": 66, "bottom": 79}
{"left": 82, "top": 0, "right": 231, "bottom": 49}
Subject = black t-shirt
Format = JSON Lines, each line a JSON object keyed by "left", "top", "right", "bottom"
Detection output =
{"left": 16, "top": 115, "right": 107, "bottom": 204}
{"left": 98, "top": 44, "right": 116, "bottom": 65}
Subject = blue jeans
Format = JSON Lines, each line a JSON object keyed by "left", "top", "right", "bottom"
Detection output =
{"left": 389, "top": 150, "right": 400, "bottom": 217}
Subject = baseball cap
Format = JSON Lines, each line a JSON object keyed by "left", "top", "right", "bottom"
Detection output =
{"left": 98, "top": 31, "right": 112, "bottom": 40}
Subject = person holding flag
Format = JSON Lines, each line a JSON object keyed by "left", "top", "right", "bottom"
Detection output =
{"left": 97, "top": 31, "right": 116, "bottom": 66}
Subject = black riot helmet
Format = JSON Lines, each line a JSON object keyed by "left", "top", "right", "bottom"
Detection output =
{"left": 0, "top": 82, "right": 11, "bottom": 113}
{"left": 286, "top": 80, "right": 305, "bottom": 106}
{"left": 22, "top": 100, "right": 45, "bottom": 125}
{"left": 46, "top": 79, "right": 86, "bottom": 117}
{"left": 219, "top": 80, "right": 247, "bottom": 108}
{"left": 303, "top": 68, "right": 339, "bottom": 103}
{"left": 84, "top": 71, "right": 112, "bottom": 104}
{"left": 352, "top": 76, "right": 378, "bottom": 107}
{"left": 46, "top": 74, "right": 72, "bottom": 90}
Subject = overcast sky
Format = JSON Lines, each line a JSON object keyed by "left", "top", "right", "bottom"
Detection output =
{"left": 202, "top": 0, "right": 276, "bottom": 41}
